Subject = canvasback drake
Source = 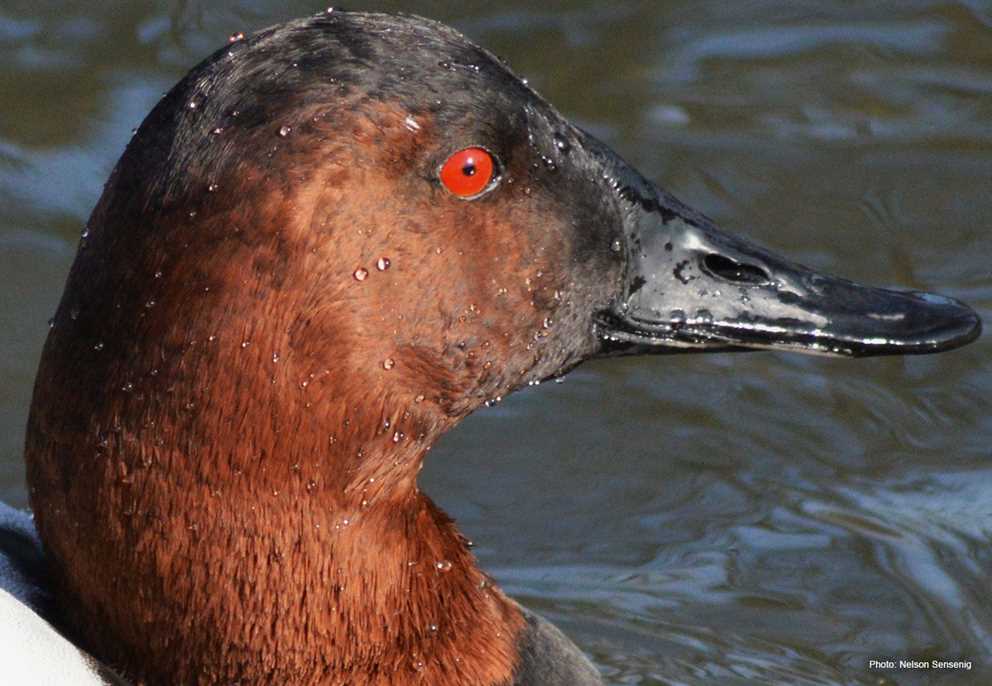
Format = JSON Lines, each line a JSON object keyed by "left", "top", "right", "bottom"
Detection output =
{"left": 1, "top": 9, "right": 981, "bottom": 685}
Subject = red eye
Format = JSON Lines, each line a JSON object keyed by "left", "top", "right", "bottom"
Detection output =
{"left": 439, "top": 147, "right": 496, "bottom": 198}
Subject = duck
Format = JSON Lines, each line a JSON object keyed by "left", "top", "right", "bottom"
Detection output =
{"left": 0, "top": 9, "right": 981, "bottom": 686}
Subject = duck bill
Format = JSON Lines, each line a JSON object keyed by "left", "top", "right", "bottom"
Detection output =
{"left": 598, "top": 188, "right": 982, "bottom": 358}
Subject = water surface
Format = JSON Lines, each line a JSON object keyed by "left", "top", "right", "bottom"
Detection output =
{"left": 1, "top": 2, "right": 990, "bottom": 684}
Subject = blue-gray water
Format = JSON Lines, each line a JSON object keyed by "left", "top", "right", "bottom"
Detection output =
{"left": 1, "top": 2, "right": 990, "bottom": 684}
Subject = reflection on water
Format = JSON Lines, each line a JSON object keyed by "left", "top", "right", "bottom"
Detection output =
{"left": 1, "top": 2, "right": 989, "bottom": 684}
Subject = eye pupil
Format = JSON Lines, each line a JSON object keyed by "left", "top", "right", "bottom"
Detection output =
{"left": 440, "top": 147, "right": 496, "bottom": 198}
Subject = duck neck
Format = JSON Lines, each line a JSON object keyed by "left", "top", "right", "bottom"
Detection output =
{"left": 28, "top": 333, "right": 525, "bottom": 684}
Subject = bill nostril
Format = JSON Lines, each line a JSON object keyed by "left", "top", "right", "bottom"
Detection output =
{"left": 702, "top": 253, "right": 771, "bottom": 285}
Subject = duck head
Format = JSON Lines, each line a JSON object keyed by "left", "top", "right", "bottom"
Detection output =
{"left": 24, "top": 10, "right": 981, "bottom": 686}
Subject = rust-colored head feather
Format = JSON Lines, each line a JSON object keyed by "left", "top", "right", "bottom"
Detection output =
{"left": 25, "top": 11, "right": 619, "bottom": 685}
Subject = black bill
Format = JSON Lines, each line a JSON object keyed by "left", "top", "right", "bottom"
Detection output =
{"left": 597, "top": 180, "right": 982, "bottom": 358}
